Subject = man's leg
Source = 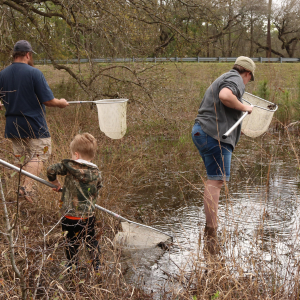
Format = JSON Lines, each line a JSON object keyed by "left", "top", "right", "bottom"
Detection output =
{"left": 11, "top": 137, "right": 51, "bottom": 202}
{"left": 16, "top": 158, "right": 44, "bottom": 203}
{"left": 22, "top": 158, "right": 44, "bottom": 192}
{"left": 203, "top": 179, "right": 223, "bottom": 228}
{"left": 203, "top": 179, "right": 224, "bottom": 255}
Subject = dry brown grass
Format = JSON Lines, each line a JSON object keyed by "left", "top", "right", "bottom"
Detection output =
{"left": 1, "top": 62, "right": 300, "bottom": 299}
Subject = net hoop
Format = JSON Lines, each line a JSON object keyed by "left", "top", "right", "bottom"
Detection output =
{"left": 241, "top": 92, "right": 277, "bottom": 138}
{"left": 94, "top": 98, "right": 129, "bottom": 104}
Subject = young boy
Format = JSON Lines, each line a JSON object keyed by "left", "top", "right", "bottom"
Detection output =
{"left": 47, "top": 133, "right": 102, "bottom": 271}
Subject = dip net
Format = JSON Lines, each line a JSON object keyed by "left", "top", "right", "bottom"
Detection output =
{"left": 96, "top": 99, "right": 128, "bottom": 139}
{"left": 241, "top": 92, "right": 277, "bottom": 138}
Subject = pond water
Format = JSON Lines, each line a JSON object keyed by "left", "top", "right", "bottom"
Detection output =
{"left": 122, "top": 134, "right": 300, "bottom": 296}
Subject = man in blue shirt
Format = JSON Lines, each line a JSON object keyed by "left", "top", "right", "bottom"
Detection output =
{"left": 0, "top": 40, "right": 69, "bottom": 202}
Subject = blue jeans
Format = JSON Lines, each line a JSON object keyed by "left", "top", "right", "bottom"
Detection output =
{"left": 192, "top": 123, "right": 233, "bottom": 181}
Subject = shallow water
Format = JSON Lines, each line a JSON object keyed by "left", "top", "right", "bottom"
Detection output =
{"left": 123, "top": 134, "right": 300, "bottom": 296}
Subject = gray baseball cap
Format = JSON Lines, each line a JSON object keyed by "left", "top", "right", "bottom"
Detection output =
{"left": 235, "top": 56, "right": 255, "bottom": 81}
{"left": 13, "top": 40, "right": 37, "bottom": 54}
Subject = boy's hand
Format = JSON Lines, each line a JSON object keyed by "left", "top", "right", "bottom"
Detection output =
{"left": 50, "top": 179, "right": 62, "bottom": 192}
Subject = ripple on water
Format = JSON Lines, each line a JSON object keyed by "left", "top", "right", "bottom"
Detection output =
{"left": 124, "top": 149, "right": 300, "bottom": 296}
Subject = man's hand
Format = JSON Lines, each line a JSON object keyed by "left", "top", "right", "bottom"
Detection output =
{"left": 44, "top": 98, "right": 69, "bottom": 108}
{"left": 50, "top": 179, "right": 62, "bottom": 192}
{"left": 244, "top": 105, "right": 253, "bottom": 114}
{"left": 58, "top": 98, "right": 69, "bottom": 108}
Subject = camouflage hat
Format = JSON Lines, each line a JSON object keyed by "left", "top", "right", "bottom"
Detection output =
{"left": 235, "top": 56, "right": 255, "bottom": 81}
{"left": 13, "top": 40, "right": 37, "bottom": 54}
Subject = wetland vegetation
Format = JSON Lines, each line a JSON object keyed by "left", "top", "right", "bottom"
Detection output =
{"left": 1, "top": 62, "right": 300, "bottom": 299}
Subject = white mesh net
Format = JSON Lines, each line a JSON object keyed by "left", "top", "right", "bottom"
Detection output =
{"left": 113, "top": 222, "right": 172, "bottom": 249}
{"left": 96, "top": 99, "right": 128, "bottom": 139}
{"left": 241, "top": 93, "right": 276, "bottom": 138}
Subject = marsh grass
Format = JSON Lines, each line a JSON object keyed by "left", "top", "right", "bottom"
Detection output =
{"left": 1, "top": 62, "right": 300, "bottom": 299}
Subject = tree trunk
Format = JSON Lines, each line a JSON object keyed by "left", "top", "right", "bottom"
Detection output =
{"left": 206, "top": 23, "right": 210, "bottom": 57}
{"left": 250, "top": 11, "right": 254, "bottom": 57}
{"left": 228, "top": 0, "right": 232, "bottom": 56}
{"left": 266, "top": 0, "right": 272, "bottom": 58}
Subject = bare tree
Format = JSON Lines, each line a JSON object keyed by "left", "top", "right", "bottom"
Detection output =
{"left": 266, "top": 0, "right": 272, "bottom": 58}
{"left": 273, "top": 0, "right": 300, "bottom": 57}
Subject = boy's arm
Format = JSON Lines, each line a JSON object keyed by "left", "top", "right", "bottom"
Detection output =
{"left": 47, "top": 162, "right": 67, "bottom": 181}
{"left": 47, "top": 163, "right": 67, "bottom": 191}
{"left": 96, "top": 179, "right": 102, "bottom": 191}
{"left": 96, "top": 171, "right": 102, "bottom": 191}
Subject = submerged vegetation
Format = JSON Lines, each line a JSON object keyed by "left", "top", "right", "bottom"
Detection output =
{"left": 1, "top": 62, "right": 300, "bottom": 299}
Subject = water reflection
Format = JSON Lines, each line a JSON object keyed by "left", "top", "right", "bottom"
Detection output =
{"left": 124, "top": 137, "right": 300, "bottom": 296}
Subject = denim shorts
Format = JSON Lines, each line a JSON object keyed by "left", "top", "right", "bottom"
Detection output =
{"left": 191, "top": 123, "right": 233, "bottom": 181}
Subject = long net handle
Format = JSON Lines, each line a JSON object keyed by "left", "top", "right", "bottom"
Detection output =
{"left": 0, "top": 159, "right": 173, "bottom": 240}
{"left": 0, "top": 159, "right": 57, "bottom": 189}
{"left": 94, "top": 204, "right": 173, "bottom": 239}
{"left": 68, "top": 101, "right": 124, "bottom": 104}
{"left": 68, "top": 101, "right": 95, "bottom": 104}
{"left": 222, "top": 111, "right": 250, "bottom": 139}
{"left": 68, "top": 99, "right": 128, "bottom": 104}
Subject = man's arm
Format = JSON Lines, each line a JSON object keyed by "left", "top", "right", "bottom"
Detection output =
{"left": 219, "top": 88, "right": 252, "bottom": 113}
{"left": 44, "top": 98, "right": 69, "bottom": 108}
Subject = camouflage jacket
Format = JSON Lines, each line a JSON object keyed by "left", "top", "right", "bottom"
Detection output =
{"left": 47, "top": 159, "right": 102, "bottom": 218}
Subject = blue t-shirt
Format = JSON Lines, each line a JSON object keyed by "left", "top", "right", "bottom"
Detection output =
{"left": 0, "top": 63, "right": 54, "bottom": 139}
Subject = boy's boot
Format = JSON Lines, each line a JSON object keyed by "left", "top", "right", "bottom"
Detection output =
{"left": 63, "top": 258, "right": 78, "bottom": 274}
{"left": 88, "top": 240, "right": 102, "bottom": 271}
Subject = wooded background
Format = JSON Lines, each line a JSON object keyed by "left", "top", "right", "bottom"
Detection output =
{"left": 1, "top": 2, "right": 300, "bottom": 299}
{"left": 0, "top": 0, "right": 299, "bottom": 101}
{"left": 0, "top": 0, "right": 299, "bottom": 61}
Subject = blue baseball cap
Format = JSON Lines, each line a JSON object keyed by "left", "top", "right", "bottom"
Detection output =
{"left": 13, "top": 40, "right": 37, "bottom": 54}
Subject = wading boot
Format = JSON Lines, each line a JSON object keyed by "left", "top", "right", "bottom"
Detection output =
{"left": 203, "top": 225, "right": 220, "bottom": 256}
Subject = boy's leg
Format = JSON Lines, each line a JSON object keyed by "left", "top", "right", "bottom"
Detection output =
{"left": 62, "top": 217, "right": 81, "bottom": 265}
{"left": 83, "top": 216, "right": 101, "bottom": 267}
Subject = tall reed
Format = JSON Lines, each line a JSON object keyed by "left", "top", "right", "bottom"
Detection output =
{"left": 1, "top": 62, "right": 300, "bottom": 299}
